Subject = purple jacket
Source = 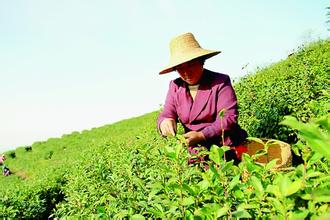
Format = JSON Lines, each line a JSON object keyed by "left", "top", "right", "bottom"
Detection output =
{"left": 158, "top": 69, "right": 247, "bottom": 147}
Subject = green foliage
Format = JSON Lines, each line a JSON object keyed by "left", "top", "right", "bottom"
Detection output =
{"left": 281, "top": 114, "right": 330, "bottom": 160}
{"left": 0, "top": 40, "right": 329, "bottom": 218}
{"left": 1, "top": 112, "right": 329, "bottom": 219}
{"left": 235, "top": 39, "right": 330, "bottom": 143}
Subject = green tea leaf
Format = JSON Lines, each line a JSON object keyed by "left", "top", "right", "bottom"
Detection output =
{"left": 266, "top": 185, "right": 281, "bottom": 198}
{"left": 175, "top": 144, "right": 182, "bottom": 159}
{"left": 314, "top": 195, "right": 330, "bottom": 202}
{"left": 228, "top": 175, "right": 240, "bottom": 191}
{"left": 306, "top": 171, "right": 323, "bottom": 179}
{"left": 279, "top": 175, "right": 291, "bottom": 197}
{"left": 215, "top": 204, "right": 229, "bottom": 218}
{"left": 238, "top": 203, "right": 260, "bottom": 209}
{"left": 96, "top": 205, "right": 105, "bottom": 214}
{"left": 198, "top": 179, "right": 210, "bottom": 191}
{"left": 234, "top": 190, "right": 244, "bottom": 199}
{"left": 222, "top": 145, "right": 230, "bottom": 152}
{"left": 250, "top": 176, "right": 264, "bottom": 198}
{"left": 284, "top": 179, "right": 302, "bottom": 197}
{"left": 194, "top": 207, "right": 212, "bottom": 219}
{"left": 184, "top": 210, "right": 194, "bottom": 220}
{"left": 165, "top": 146, "right": 177, "bottom": 160}
{"left": 181, "top": 196, "right": 195, "bottom": 206}
{"left": 131, "top": 214, "right": 145, "bottom": 220}
{"left": 209, "top": 145, "right": 224, "bottom": 164}
{"left": 232, "top": 208, "right": 252, "bottom": 218}
{"left": 222, "top": 160, "right": 234, "bottom": 173}
{"left": 307, "top": 152, "right": 323, "bottom": 167}
{"left": 288, "top": 210, "right": 309, "bottom": 219}
{"left": 265, "top": 158, "right": 279, "bottom": 170}
{"left": 242, "top": 152, "right": 253, "bottom": 164}
{"left": 267, "top": 197, "right": 285, "bottom": 214}
{"left": 281, "top": 115, "right": 330, "bottom": 160}
{"left": 182, "top": 184, "right": 196, "bottom": 196}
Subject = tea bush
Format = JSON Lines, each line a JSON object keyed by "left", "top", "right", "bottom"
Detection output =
{"left": 235, "top": 40, "right": 329, "bottom": 143}
{"left": 52, "top": 114, "right": 329, "bottom": 219}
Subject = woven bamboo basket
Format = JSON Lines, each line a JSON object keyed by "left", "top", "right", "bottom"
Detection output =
{"left": 244, "top": 138, "right": 292, "bottom": 169}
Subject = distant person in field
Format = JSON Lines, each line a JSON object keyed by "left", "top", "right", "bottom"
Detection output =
{"left": 0, "top": 154, "right": 5, "bottom": 164}
{"left": 2, "top": 165, "right": 10, "bottom": 176}
{"left": 0, "top": 154, "right": 11, "bottom": 176}
{"left": 158, "top": 32, "right": 248, "bottom": 162}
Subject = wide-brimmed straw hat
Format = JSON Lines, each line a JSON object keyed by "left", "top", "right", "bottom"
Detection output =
{"left": 159, "top": 32, "right": 221, "bottom": 74}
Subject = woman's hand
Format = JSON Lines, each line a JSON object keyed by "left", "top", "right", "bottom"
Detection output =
{"left": 183, "top": 131, "right": 206, "bottom": 146}
{"left": 160, "top": 118, "right": 177, "bottom": 136}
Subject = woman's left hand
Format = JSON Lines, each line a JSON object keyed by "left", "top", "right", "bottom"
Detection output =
{"left": 183, "top": 131, "right": 206, "bottom": 146}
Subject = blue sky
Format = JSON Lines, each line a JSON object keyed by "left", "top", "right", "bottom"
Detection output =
{"left": 0, "top": 0, "right": 329, "bottom": 152}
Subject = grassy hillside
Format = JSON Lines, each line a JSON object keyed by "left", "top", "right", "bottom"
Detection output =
{"left": 0, "top": 112, "right": 161, "bottom": 218}
{"left": 0, "top": 40, "right": 329, "bottom": 219}
{"left": 235, "top": 40, "right": 329, "bottom": 142}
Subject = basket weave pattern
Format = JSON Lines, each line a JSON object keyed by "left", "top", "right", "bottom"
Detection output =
{"left": 245, "top": 139, "right": 292, "bottom": 169}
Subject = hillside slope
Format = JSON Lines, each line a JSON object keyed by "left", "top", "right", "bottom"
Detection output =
{"left": 1, "top": 39, "right": 329, "bottom": 218}
{"left": 235, "top": 39, "right": 329, "bottom": 142}
{"left": 0, "top": 112, "right": 162, "bottom": 218}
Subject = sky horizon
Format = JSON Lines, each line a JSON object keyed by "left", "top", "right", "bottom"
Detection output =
{"left": 1, "top": 1, "right": 329, "bottom": 153}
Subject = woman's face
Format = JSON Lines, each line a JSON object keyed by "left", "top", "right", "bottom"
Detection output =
{"left": 176, "top": 59, "right": 204, "bottom": 85}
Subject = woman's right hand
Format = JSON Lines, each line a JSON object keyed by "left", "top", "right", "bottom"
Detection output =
{"left": 160, "top": 118, "right": 177, "bottom": 136}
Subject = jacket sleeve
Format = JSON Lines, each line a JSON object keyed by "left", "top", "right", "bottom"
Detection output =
{"left": 201, "top": 75, "right": 239, "bottom": 141}
{"left": 157, "top": 80, "right": 179, "bottom": 131}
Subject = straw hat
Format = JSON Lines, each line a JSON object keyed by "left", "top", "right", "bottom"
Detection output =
{"left": 159, "top": 32, "right": 221, "bottom": 74}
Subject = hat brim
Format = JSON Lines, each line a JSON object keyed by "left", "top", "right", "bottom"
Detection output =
{"left": 159, "top": 49, "right": 221, "bottom": 75}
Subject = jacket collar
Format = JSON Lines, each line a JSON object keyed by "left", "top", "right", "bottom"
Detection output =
{"left": 177, "top": 69, "right": 213, "bottom": 123}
